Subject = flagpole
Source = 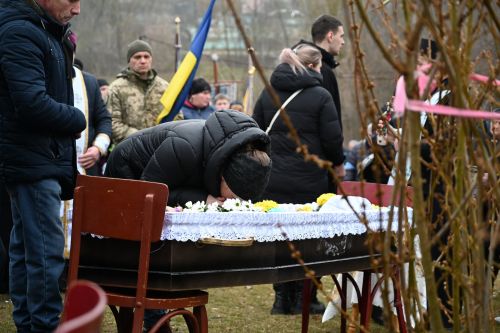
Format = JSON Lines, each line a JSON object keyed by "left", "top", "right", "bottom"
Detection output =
{"left": 211, "top": 53, "right": 219, "bottom": 94}
{"left": 157, "top": 0, "right": 216, "bottom": 124}
{"left": 174, "top": 17, "right": 182, "bottom": 72}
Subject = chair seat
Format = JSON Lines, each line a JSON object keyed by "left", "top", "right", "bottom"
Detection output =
{"left": 104, "top": 286, "right": 209, "bottom": 309}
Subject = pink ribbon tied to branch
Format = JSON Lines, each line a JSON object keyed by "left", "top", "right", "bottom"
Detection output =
{"left": 393, "top": 64, "right": 500, "bottom": 120}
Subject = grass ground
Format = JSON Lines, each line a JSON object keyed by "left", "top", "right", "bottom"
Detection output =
{"left": 0, "top": 281, "right": 387, "bottom": 333}
{"left": 1, "top": 278, "right": 499, "bottom": 332}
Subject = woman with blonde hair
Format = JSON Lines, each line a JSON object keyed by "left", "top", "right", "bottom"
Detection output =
{"left": 253, "top": 44, "right": 344, "bottom": 315}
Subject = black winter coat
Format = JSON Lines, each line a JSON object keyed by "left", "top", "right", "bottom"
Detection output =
{"left": 105, "top": 110, "right": 270, "bottom": 206}
{"left": 295, "top": 40, "right": 342, "bottom": 130}
{"left": 253, "top": 63, "right": 344, "bottom": 204}
{"left": 0, "top": 0, "right": 86, "bottom": 199}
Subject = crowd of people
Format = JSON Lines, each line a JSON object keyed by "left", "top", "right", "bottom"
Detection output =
{"left": 0, "top": 0, "right": 498, "bottom": 332}
{"left": 0, "top": 1, "right": 345, "bottom": 329}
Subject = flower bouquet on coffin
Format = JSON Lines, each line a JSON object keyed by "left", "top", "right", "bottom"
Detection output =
{"left": 183, "top": 198, "right": 259, "bottom": 212}
{"left": 179, "top": 198, "right": 321, "bottom": 213}
{"left": 319, "top": 194, "right": 373, "bottom": 213}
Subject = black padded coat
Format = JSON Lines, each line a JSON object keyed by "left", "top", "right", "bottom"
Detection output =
{"left": 253, "top": 63, "right": 344, "bottom": 204}
{"left": 294, "top": 40, "right": 342, "bottom": 130}
{"left": 105, "top": 110, "right": 270, "bottom": 206}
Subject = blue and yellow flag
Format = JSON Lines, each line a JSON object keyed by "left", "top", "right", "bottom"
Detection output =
{"left": 156, "top": 0, "right": 216, "bottom": 123}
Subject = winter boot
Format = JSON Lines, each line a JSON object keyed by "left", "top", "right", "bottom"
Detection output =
{"left": 271, "top": 282, "right": 292, "bottom": 315}
{"left": 291, "top": 281, "right": 303, "bottom": 315}
{"left": 292, "top": 280, "right": 326, "bottom": 315}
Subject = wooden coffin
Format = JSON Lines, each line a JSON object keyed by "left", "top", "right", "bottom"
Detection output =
{"left": 77, "top": 233, "right": 380, "bottom": 291}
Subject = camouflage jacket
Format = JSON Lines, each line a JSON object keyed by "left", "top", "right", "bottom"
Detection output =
{"left": 108, "top": 68, "right": 168, "bottom": 143}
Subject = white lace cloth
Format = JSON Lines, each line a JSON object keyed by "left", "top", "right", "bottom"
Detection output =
{"left": 161, "top": 207, "right": 411, "bottom": 242}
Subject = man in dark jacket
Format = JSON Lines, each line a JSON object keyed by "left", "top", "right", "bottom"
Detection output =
{"left": 0, "top": 0, "right": 85, "bottom": 331}
{"left": 296, "top": 15, "right": 345, "bottom": 197}
{"left": 295, "top": 15, "right": 345, "bottom": 130}
{"left": 105, "top": 109, "right": 272, "bottom": 207}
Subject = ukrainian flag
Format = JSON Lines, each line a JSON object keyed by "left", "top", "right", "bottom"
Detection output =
{"left": 156, "top": 0, "right": 216, "bottom": 123}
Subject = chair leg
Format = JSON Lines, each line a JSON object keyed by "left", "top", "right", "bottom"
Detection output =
{"left": 357, "top": 267, "right": 408, "bottom": 333}
{"left": 330, "top": 273, "right": 349, "bottom": 333}
{"left": 359, "top": 271, "right": 372, "bottom": 330}
{"left": 340, "top": 274, "right": 348, "bottom": 333}
{"left": 112, "top": 306, "right": 134, "bottom": 333}
{"left": 132, "top": 306, "right": 146, "bottom": 333}
{"left": 301, "top": 279, "right": 312, "bottom": 333}
{"left": 194, "top": 305, "right": 208, "bottom": 333}
{"left": 183, "top": 313, "right": 196, "bottom": 333}
{"left": 150, "top": 309, "right": 199, "bottom": 333}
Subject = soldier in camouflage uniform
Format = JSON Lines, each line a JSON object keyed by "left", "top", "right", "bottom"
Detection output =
{"left": 108, "top": 39, "right": 171, "bottom": 144}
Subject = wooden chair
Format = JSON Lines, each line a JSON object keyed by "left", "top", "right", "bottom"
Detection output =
{"left": 67, "top": 175, "right": 209, "bottom": 333}
{"left": 55, "top": 280, "right": 107, "bottom": 333}
{"left": 301, "top": 181, "right": 412, "bottom": 333}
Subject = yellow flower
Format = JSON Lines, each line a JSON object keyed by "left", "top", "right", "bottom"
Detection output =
{"left": 316, "top": 193, "right": 335, "bottom": 206}
{"left": 254, "top": 200, "right": 279, "bottom": 212}
{"left": 296, "top": 204, "right": 313, "bottom": 212}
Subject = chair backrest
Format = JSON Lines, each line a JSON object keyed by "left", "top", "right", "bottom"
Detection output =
{"left": 67, "top": 175, "right": 168, "bottom": 286}
{"left": 55, "top": 280, "right": 107, "bottom": 333}
{"left": 337, "top": 181, "right": 413, "bottom": 208}
{"left": 72, "top": 175, "right": 168, "bottom": 241}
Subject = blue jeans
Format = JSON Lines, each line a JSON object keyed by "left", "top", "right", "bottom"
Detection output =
{"left": 6, "top": 179, "right": 65, "bottom": 332}
{"left": 143, "top": 309, "right": 167, "bottom": 331}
